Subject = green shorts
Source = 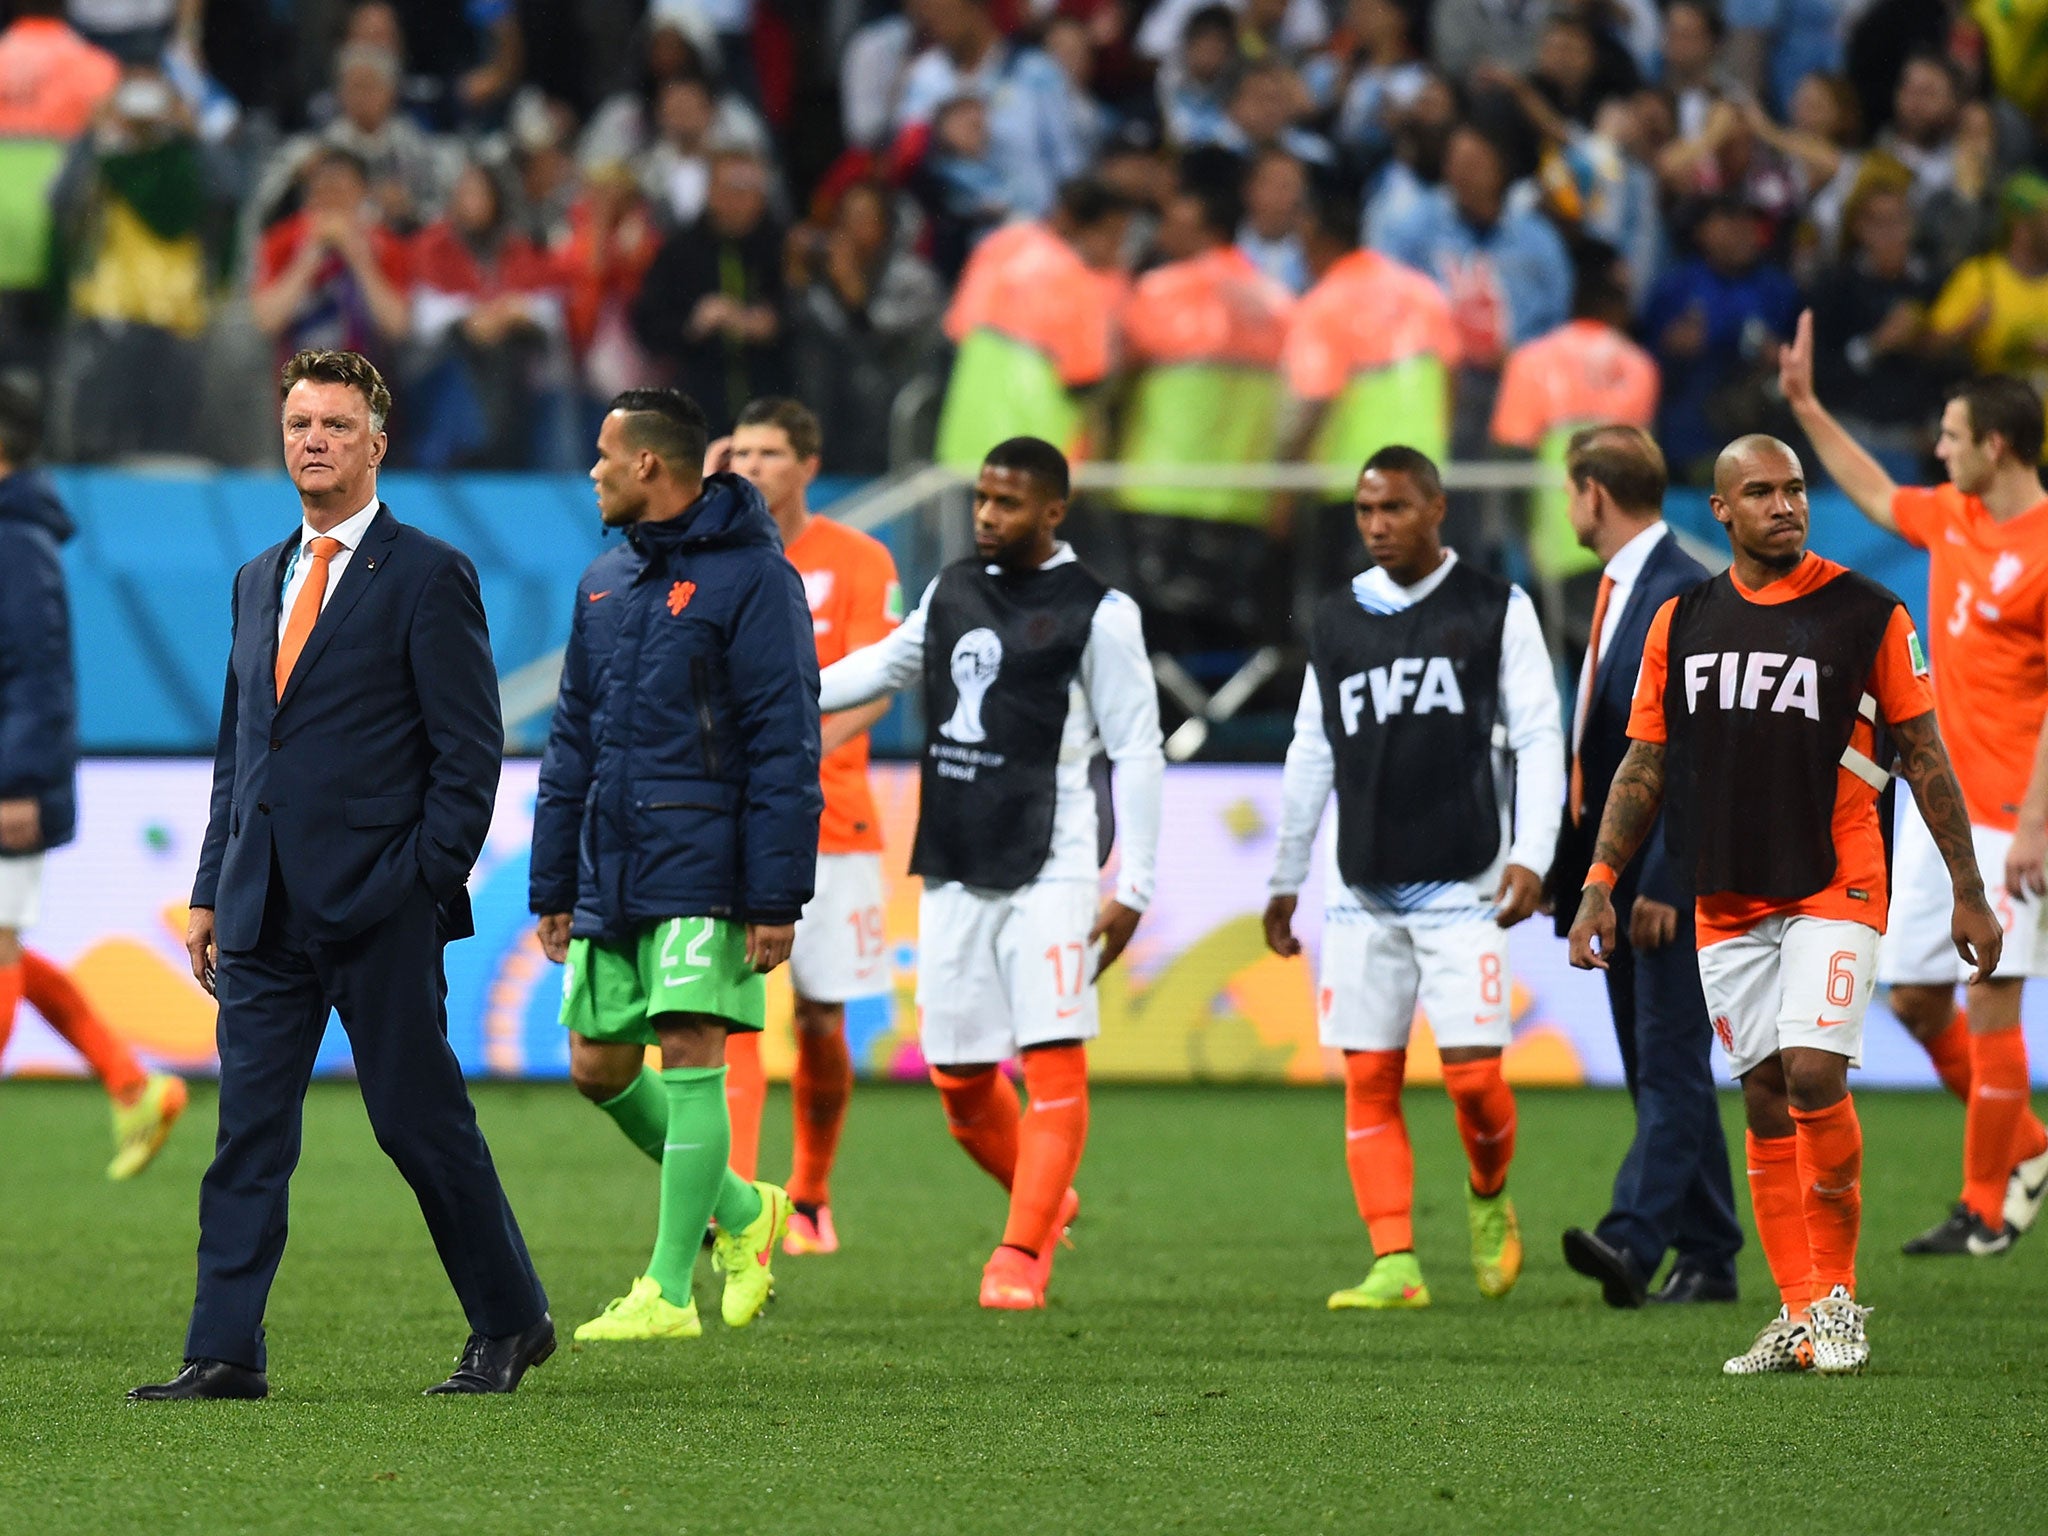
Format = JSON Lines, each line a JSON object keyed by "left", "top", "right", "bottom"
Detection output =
{"left": 560, "top": 917, "right": 767, "bottom": 1043}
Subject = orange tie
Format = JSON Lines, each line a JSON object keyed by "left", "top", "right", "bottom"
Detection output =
{"left": 1568, "top": 573, "right": 1617, "bottom": 828}
{"left": 276, "top": 536, "right": 344, "bottom": 697}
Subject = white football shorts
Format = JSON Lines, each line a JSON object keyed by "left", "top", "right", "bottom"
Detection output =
{"left": 1877, "top": 797, "right": 2047, "bottom": 984}
{"left": 0, "top": 853, "right": 43, "bottom": 930}
{"left": 789, "top": 852, "right": 891, "bottom": 1003}
{"left": 916, "top": 878, "right": 1101, "bottom": 1064}
{"left": 1316, "top": 910, "right": 1512, "bottom": 1053}
{"left": 1698, "top": 915, "right": 1879, "bottom": 1078}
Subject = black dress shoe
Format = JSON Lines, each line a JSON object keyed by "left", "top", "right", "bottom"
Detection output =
{"left": 424, "top": 1313, "right": 555, "bottom": 1395}
{"left": 1649, "top": 1266, "right": 1739, "bottom": 1304}
{"left": 1561, "top": 1227, "right": 1648, "bottom": 1309}
{"left": 128, "top": 1359, "right": 268, "bottom": 1401}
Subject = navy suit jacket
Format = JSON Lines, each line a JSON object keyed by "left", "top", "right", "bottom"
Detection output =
{"left": 1550, "top": 527, "right": 1710, "bottom": 935}
{"left": 192, "top": 505, "right": 501, "bottom": 953}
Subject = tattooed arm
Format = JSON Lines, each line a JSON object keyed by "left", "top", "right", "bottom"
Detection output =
{"left": 1892, "top": 709, "right": 2004, "bottom": 984}
{"left": 1567, "top": 740, "right": 1667, "bottom": 970}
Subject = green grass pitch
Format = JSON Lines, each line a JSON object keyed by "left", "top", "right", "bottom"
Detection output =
{"left": 2, "top": 1080, "right": 2044, "bottom": 1534}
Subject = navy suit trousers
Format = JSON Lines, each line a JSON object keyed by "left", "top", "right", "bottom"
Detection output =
{"left": 185, "top": 863, "right": 546, "bottom": 1370}
{"left": 1593, "top": 909, "right": 1744, "bottom": 1280}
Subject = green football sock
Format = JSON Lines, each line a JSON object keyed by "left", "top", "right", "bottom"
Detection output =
{"left": 714, "top": 1166, "right": 764, "bottom": 1233}
{"left": 596, "top": 1066, "right": 665, "bottom": 1162}
{"left": 645, "top": 1066, "right": 732, "bottom": 1303}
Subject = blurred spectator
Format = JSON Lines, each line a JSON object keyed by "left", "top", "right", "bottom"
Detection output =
{"left": 1158, "top": 4, "right": 1239, "bottom": 148}
{"left": 1642, "top": 198, "right": 1801, "bottom": 477}
{"left": 1725, "top": 0, "right": 1845, "bottom": 114}
{"left": 1537, "top": 95, "right": 1665, "bottom": 304}
{"left": 1328, "top": 0, "right": 1430, "bottom": 165}
{"left": 48, "top": 62, "right": 234, "bottom": 460}
{"left": 1374, "top": 124, "right": 1573, "bottom": 380}
{"left": 1362, "top": 72, "right": 1455, "bottom": 244}
{"left": 406, "top": 159, "right": 570, "bottom": 469}
{"left": 580, "top": 23, "right": 770, "bottom": 180}
{"left": 250, "top": 146, "right": 411, "bottom": 364}
{"left": 1491, "top": 244, "right": 1660, "bottom": 584}
{"left": 1513, "top": 12, "right": 1640, "bottom": 129}
{"left": 1115, "top": 177, "right": 1294, "bottom": 651}
{"left": 1657, "top": 97, "right": 1801, "bottom": 246}
{"left": 1875, "top": 52, "right": 1964, "bottom": 213}
{"left": 1808, "top": 180, "right": 1956, "bottom": 476}
{"left": 252, "top": 43, "right": 457, "bottom": 233}
{"left": 1136, "top": 0, "right": 1329, "bottom": 71}
{"left": 638, "top": 75, "right": 718, "bottom": 226}
{"left": 561, "top": 161, "right": 664, "bottom": 410}
{"left": 907, "top": 96, "right": 1015, "bottom": 282}
{"left": 789, "top": 180, "right": 945, "bottom": 474}
{"left": 631, "top": 148, "right": 789, "bottom": 436}
{"left": 934, "top": 176, "right": 1133, "bottom": 469}
{"left": 1197, "top": 58, "right": 1333, "bottom": 165}
{"left": 0, "top": 0, "right": 119, "bottom": 137}
{"left": 1239, "top": 148, "right": 1310, "bottom": 292}
{"left": 894, "top": 0, "right": 1087, "bottom": 218}
{"left": 1281, "top": 194, "right": 1459, "bottom": 475}
{"left": 841, "top": 0, "right": 934, "bottom": 152}
{"left": 510, "top": 88, "right": 580, "bottom": 249}
{"left": 1657, "top": 0, "right": 1735, "bottom": 140}
{"left": 1925, "top": 173, "right": 2048, "bottom": 428}
{"left": 1042, "top": 15, "right": 1109, "bottom": 167}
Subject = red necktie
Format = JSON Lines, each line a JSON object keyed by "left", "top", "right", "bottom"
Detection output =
{"left": 276, "top": 536, "right": 343, "bottom": 697}
{"left": 1569, "top": 573, "right": 1617, "bottom": 828}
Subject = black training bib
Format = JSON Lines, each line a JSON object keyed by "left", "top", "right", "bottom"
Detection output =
{"left": 910, "top": 557, "right": 1108, "bottom": 891}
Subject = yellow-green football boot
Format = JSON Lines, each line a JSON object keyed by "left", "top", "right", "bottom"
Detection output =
{"left": 1328, "top": 1251, "right": 1432, "bottom": 1310}
{"left": 109, "top": 1072, "right": 188, "bottom": 1181}
{"left": 1468, "top": 1185, "right": 1523, "bottom": 1299}
{"left": 573, "top": 1276, "right": 703, "bottom": 1342}
{"left": 713, "top": 1181, "right": 790, "bottom": 1328}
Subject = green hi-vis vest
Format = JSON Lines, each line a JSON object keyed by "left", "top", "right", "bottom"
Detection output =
{"left": 0, "top": 139, "right": 65, "bottom": 291}
{"left": 936, "top": 328, "right": 1082, "bottom": 472}
{"left": 1116, "top": 363, "right": 1285, "bottom": 523}
{"left": 1527, "top": 425, "right": 1600, "bottom": 582}
{"left": 1310, "top": 352, "right": 1450, "bottom": 477}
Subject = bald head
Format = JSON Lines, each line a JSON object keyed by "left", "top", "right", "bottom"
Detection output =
{"left": 1714, "top": 434, "right": 1801, "bottom": 498}
{"left": 1710, "top": 433, "right": 1809, "bottom": 576}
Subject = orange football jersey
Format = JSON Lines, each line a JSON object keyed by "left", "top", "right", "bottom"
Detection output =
{"left": 1892, "top": 484, "right": 2048, "bottom": 831}
{"left": 786, "top": 515, "right": 901, "bottom": 854}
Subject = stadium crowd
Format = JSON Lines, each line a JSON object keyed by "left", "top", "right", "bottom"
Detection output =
{"left": 0, "top": 0, "right": 2043, "bottom": 492}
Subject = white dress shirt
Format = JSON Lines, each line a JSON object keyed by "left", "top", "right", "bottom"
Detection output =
{"left": 818, "top": 544, "right": 1166, "bottom": 911}
{"left": 1570, "top": 518, "right": 1668, "bottom": 753}
{"left": 1269, "top": 549, "right": 1564, "bottom": 925}
{"left": 277, "top": 495, "right": 380, "bottom": 643}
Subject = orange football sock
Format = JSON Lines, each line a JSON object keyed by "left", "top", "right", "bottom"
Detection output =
{"left": 1963, "top": 1027, "right": 2043, "bottom": 1227}
{"left": 1745, "top": 1131, "right": 1812, "bottom": 1308}
{"left": 1441, "top": 1056, "right": 1516, "bottom": 1198}
{"left": 1002, "top": 1045, "right": 1089, "bottom": 1254}
{"left": 1791, "top": 1097, "right": 1862, "bottom": 1298}
{"left": 21, "top": 950, "right": 148, "bottom": 1101}
{"left": 930, "top": 1064, "right": 1021, "bottom": 1189}
{"left": 0, "top": 960, "right": 20, "bottom": 1062}
{"left": 788, "top": 1027, "right": 853, "bottom": 1207}
{"left": 1343, "top": 1049, "right": 1414, "bottom": 1254}
{"left": 1922, "top": 1014, "right": 1973, "bottom": 1103}
{"left": 723, "top": 1029, "right": 766, "bottom": 1182}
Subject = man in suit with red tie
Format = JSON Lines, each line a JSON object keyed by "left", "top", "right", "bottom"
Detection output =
{"left": 131, "top": 350, "right": 552, "bottom": 1401}
{"left": 1546, "top": 426, "right": 1745, "bottom": 1308}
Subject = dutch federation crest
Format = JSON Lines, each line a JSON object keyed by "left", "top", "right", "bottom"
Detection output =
{"left": 940, "top": 628, "right": 1004, "bottom": 743}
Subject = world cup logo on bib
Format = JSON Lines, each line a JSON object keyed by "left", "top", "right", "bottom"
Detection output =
{"left": 940, "top": 627, "right": 1004, "bottom": 743}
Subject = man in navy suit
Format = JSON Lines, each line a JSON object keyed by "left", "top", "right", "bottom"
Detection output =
{"left": 1548, "top": 425, "right": 1745, "bottom": 1307}
{"left": 131, "top": 350, "right": 551, "bottom": 1401}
